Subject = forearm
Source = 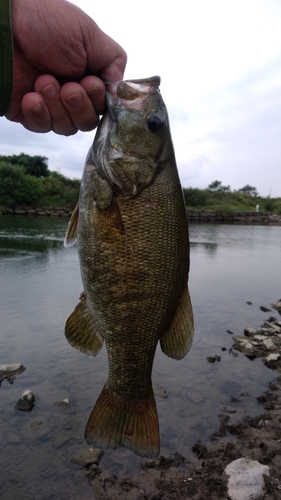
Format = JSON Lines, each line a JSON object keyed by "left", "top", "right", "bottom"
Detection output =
{"left": 0, "top": 0, "right": 13, "bottom": 116}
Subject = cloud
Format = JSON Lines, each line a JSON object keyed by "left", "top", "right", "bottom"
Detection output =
{"left": 1, "top": 0, "right": 281, "bottom": 197}
{"left": 172, "top": 55, "right": 281, "bottom": 196}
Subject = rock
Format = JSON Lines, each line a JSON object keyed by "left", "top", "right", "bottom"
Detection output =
{"left": 246, "top": 301, "right": 252, "bottom": 305}
{"left": 224, "top": 457, "right": 270, "bottom": 500}
{"left": 0, "top": 363, "right": 25, "bottom": 373}
{"left": 53, "top": 398, "right": 70, "bottom": 408}
{"left": 253, "top": 335, "right": 268, "bottom": 341}
{"left": 70, "top": 447, "right": 104, "bottom": 468}
{"left": 0, "top": 363, "right": 25, "bottom": 384}
{"left": 260, "top": 306, "right": 272, "bottom": 312}
{"left": 262, "top": 338, "right": 277, "bottom": 350}
{"left": 260, "top": 327, "right": 272, "bottom": 334}
{"left": 266, "top": 316, "right": 277, "bottom": 323}
{"left": 15, "top": 389, "right": 35, "bottom": 412}
{"left": 233, "top": 336, "right": 250, "bottom": 346}
{"left": 245, "top": 342, "right": 254, "bottom": 350}
{"left": 153, "top": 386, "right": 167, "bottom": 398}
{"left": 271, "top": 301, "right": 281, "bottom": 312}
{"left": 264, "top": 322, "right": 281, "bottom": 333}
{"left": 244, "top": 328, "right": 259, "bottom": 337}
{"left": 14, "top": 209, "right": 26, "bottom": 215}
{"left": 263, "top": 352, "right": 281, "bottom": 369}
{"left": 89, "top": 478, "right": 107, "bottom": 499}
{"left": 206, "top": 354, "right": 220, "bottom": 363}
{"left": 226, "top": 330, "right": 234, "bottom": 334}
{"left": 265, "top": 353, "right": 280, "bottom": 362}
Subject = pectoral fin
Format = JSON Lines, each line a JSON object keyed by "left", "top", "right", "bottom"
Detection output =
{"left": 65, "top": 292, "right": 104, "bottom": 356}
{"left": 160, "top": 287, "right": 194, "bottom": 360}
{"left": 64, "top": 203, "right": 79, "bottom": 248}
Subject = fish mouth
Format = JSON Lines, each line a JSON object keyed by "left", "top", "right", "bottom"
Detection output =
{"left": 105, "top": 76, "right": 161, "bottom": 111}
{"left": 106, "top": 76, "right": 160, "bottom": 97}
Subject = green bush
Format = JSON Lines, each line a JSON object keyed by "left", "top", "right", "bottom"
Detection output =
{"left": 183, "top": 188, "right": 208, "bottom": 207}
{"left": 0, "top": 162, "right": 43, "bottom": 207}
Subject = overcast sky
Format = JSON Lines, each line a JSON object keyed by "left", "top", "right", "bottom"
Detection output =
{"left": 1, "top": 0, "right": 281, "bottom": 197}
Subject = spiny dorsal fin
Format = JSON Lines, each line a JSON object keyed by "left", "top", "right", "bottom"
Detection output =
{"left": 160, "top": 287, "right": 194, "bottom": 360}
{"left": 64, "top": 203, "right": 79, "bottom": 248}
{"left": 65, "top": 292, "right": 104, "bottom": 356}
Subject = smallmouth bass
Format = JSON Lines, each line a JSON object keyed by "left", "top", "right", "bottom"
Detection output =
{"left": 64, "top": 76, "right": 194, "bottom": 458}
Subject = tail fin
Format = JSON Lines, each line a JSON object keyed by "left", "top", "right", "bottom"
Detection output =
{"left": 85, "top": 385, "right": 160, "bottom": 458}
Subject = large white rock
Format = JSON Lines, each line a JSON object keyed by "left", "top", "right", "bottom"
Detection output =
{"left": 266, "top": 353, "right": 280, "bottom": 362}
{"left": 224, "top": 457, "right": 270, "bottom": 500}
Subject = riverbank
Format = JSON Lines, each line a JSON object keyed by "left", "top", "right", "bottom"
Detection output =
{"left": 82, "top": 376, "right": 281, "bottom": 499}
{"left": 75, "top": 300, "right": 281, "bottom": 499}
{"left": 186, "top": 210, "right": 281, "bottom": 224}
{"left": 1, "top": 207, "right": 281, "bottom": 224}
{"left": 0, "top": 207, "right": 72, "bottom": 217}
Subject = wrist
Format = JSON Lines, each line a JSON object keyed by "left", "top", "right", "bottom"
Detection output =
{"left": 0, "top": 0, "right": 14, "bottom": 116}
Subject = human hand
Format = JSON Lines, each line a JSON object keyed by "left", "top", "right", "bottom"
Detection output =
{"left": 6, "top": 0, "right": 127, "bottom": 135}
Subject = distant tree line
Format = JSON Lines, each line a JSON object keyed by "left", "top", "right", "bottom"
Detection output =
{"left": 0, "top": 154, "right": 79, "bottom": 209}
{"left": 183, "top": 180, "right": 281, "bottom": 214}
{"left": 207, "top": 180, "right": 259, "bottom": 197}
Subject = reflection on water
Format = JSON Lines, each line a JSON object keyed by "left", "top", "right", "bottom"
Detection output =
{"left": 0, "top": 216, "right": 280, "bottom": 499}
{"left": 191, "top": 241, "right": 218, "bottom": 254}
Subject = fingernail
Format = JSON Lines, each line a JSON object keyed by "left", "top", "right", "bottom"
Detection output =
{"left": 31, "top": 102, "right": 42, "bottom": 114}
{"left": 86, "top": 87, "right": 102, "bottom": 99}
{"left": 65, "top": 93, "right": 83, "bottom": 107}
{"left": 41, "top": 84, "right": 57, "bottom": 99}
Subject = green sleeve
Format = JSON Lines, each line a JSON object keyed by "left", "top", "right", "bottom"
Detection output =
{"left": 0, "top": 0, "right": 13, "bottom": 116}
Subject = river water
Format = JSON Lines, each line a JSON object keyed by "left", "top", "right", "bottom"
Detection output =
{"left": 0, "top": 216, "right": 280, "bottom": 499}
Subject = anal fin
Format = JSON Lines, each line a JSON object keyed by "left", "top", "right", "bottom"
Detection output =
{"left": 160, "top": 287, "right": 194, "bottom": 360}
{"left": 65, "top": 292, "right": 104, "bottom": 356}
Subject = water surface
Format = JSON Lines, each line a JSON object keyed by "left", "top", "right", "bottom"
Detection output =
{"left": 0, "top": 216, "right": 280, "bottom": 499}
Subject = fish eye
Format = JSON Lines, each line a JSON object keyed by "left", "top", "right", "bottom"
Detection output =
{"left": 147, "top": 115, "right": 163, "bottom": 133}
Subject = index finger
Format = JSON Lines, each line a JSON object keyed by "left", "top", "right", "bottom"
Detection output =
{"left": 85, "top": 28, "right": 127, "bottom": 82}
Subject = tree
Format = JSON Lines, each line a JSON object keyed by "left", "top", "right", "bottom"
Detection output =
{"left": 218, "top": 185, "right": 231, "bottom": 192}
{"left": 238, "top": 185, "right": 259, "bottom": 197}
{"left": 0, "top": 161, "right": 43, "bottom": 207}
{"left": 208, "top": 180, "right": 222, "bottom": 191}
{"left": 0, "top": 153, "right": 49, "bottom": 177}
{"left": 208, "top": 180, "right": 231, "bottom": 192}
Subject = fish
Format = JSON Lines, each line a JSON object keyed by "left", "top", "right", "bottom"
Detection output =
{"left": 64, "top": 76, "right": 194, "bottom": 459}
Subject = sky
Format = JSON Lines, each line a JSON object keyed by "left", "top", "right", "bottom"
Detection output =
{"left": 1, "top": 0, "right": 281, "bottom": 197}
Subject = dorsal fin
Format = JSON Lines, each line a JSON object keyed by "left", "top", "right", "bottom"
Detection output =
{"left": 64, "top": 203, "right": 79, "bottom": 248}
